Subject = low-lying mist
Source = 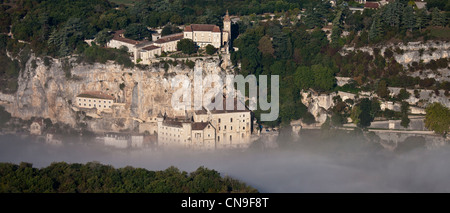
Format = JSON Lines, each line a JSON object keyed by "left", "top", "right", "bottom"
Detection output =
{"left": 0, "top": 130, "right": 449, "bottom": 193}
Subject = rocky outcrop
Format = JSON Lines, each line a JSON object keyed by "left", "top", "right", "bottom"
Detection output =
{"left": 0, "top": 55, "right": 231, "bottom": 133}
{"left": 342, "top": 41, "right": 450, "bottom": 66}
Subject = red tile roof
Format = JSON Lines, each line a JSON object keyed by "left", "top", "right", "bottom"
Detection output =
{"left": 77, "top": 91, "right": 115, "bottom": 100}
{"left": 142, "top": 45, "right": 161, "bottom": 51}
{"left": 111, "top": 30, "right": 142, "bottom": 45}
{"left": 192, "top": 122, "right": 210, "bottom": 130}
{"left": 209, "top": 97, "right": 251, "bottom": 114}
{"left": 155, "top": 33, "right": 184, "bottom": 44}
{"left": 184, "top": 24, "right": 221, "bottom": 33}
{"left": 364, "top": 2, "right": 379, "bottom": 9}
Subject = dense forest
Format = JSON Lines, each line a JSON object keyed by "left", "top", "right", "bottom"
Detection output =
{"left": 0, "top": 0, "right": 449, "bottom": 127}
{"left": 231, "top": 0, "right": 450, "bottom": 126}
{"left": 0, "top": 162, "right": 258, "bottom": 193}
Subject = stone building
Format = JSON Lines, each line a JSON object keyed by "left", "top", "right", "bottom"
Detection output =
{"left": 139, "top": 45, "right": 162, "bottom": 64}
{"left": 76, "top": 91, "right": 115, "bottom": 112}
{"left": 183, "top": 10, "right": 231, "bottom": 49}
{"left": 157, "top": 97, "right": 253, "bottom": 150}
{"left": 153, "top": 33, "right": 184, "bottom": 52}
{"left": 104, "top": 132, "right": 129, "bottom": 149}
{"left": 30, "top": 118, "right": 44, "bottom": 135}
{"left": 106, "top": 30, "right": 151, "bottom": 63}
{"left": 106, "top": 10, "right": 232, "bottom": 64}
{"left": 194, "top": 99, "right": 252, "bottom": 149}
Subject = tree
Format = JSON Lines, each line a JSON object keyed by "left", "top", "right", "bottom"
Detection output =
{"left": 400, "top": 101, "right": 410, "bottom": 128}
{"left": 0, "top": 106, "right": 11, "bottom": 126}
{"left": 358, "top": 98, "right": 374, "bottom": 128}
{"left": 161, "top": 24, "right": 182, "bottom": 36}
{"left": 177, "top": 38, "right": 197, "bottom": 55}
{"left": 124, "top": 23, "right": 151, "bottom": 40}
{"left": 95, "top": 29, "right": 113, "bottom": 46}
{"left": 368, "top": 15, "right": 383, "bottom": 42}
{"left": 415, "top": 9, "right": 429, "bottom": 30}
{"left": 258, "top": 35, "right": 274, "bottom": 56}
{"left": 424, "top": 102, "right": 450, "bottom": 135}
{"left": 48, "top": 17, "right": 84, "bottom": 57}
{"left": 402, "top": 5, "right": 416, "bottom": 31}
{"left": 401, "top": 113, "right": 410, "bottom": 128}
{"left": 312, "top": 64, "right": 336, "bottom": 92}
{"left": 397, "top": 88, "right": 410, "bottom": 100}
{"left": 376, "top": 80, "right": 390, "bottom": 99}
{"left": 431, "top": 8, "right": 446, "bottom": 27}
{"left": 350, "top": 105, "right": 361, "bottom": 125}
{"left": 205, "top": 44, "right": 217, "bottom": 55}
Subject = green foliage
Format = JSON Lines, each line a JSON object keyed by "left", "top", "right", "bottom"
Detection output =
{"left": 0, "top": 105, "right": 11, "bottom": 126}
{"left": 124, "top": 23, "right": 151, "bottom": 40}
{"left": 0, "top": 162, "right": 258, "bottom": 193}
{"left": 294, "top": 65, "right": 336, "bottom": 92}
{"left": 397, "top": 88, "right": 411, "bottom": 100}
{"left": 95, "top": 29, "right": 113, "bottom": 46}
{"left": 424, "top": 102, "right": 450, "bottom": 134}
{"left": 161, "top": 24, "right": 182, "bottom": 37}
{"left": 177, "top": 39, "right": 197, "bottom": 55}
{"left": 205, "top": 44, "right": 217, "bottom": 55}
{"left": 81, "top": 45, "right": 133, "bottom": 68}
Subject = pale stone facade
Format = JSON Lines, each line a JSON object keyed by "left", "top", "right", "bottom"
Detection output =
{"left": 183, "top": 10, "right": 231, "bottom": 49}
{"left": 157, "top": 97, "right": 253, "bottom": 150}
{"left": 104, "top": 133, "right": 129, "bottom": 149}
{"left": 76, "top": 91, "right": 115, "bottom": 112}
{"left": 153, "top": 33, "right": 183, "bottom": 52}
{"left": 30, "top": 118, "right": 44, "bottom": 135}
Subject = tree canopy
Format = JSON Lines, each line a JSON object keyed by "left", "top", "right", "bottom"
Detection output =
{"left": 424, "top": 103, "right": 450, "bottom": 135}
{"left": 0, "top": 162, "right": 257, "bottom": 193}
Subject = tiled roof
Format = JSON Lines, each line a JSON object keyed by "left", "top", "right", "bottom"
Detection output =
{"left": 184, "top": 24, "right": 221, "bottom": 33}
{"left": 364, "top": 2, "right": 379, "bottom": 8}
{"left": 192, "top": 122, "right": 209, "bottom": 130}
{"left": 155, "top": 33, "right": 184, "bottom": 44}
{"left": 162, "top": 120, "right": 183, "bottom": 128}
{"left": 209, "top": 97, "right": 251, "bottom": 114}
{"left": 77, "top": 91, "right": 115, "bottom": 100}
{"left": 142, "top": 45, "right": 161, "bottom": 51}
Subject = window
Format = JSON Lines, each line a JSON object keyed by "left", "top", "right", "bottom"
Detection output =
{"left": 94, "top": 104, "right": 96, "bottom": 107}
{"left": 89, "top": 100, "right": 91, "bottom": 102}
{"left": 242, "top": 133, "right": 244, "bottom": 138}
{"left": 104, "top": 105, "right": 106, "bottom": 108}
{"left": 230, "top": 118, "right": 233, "bottom": 122}
{"left": 84, "top": 99, "right": 86, "bottom": 101}
{"left": 218, "top": 118, "right": 221, "bottom": 123}
{"left": 243, "top": 127, "right": 245, "bottom": 130}
{"left": 230, "top": 135, "right": 232, "bottom": 142}
{"left": 230, "top": 126, "right": 233, "bottom": 130}
{"left": 224, "top": 125, "right": 226, "bottom": 130}
{"left": 104, "top": 101, "right": 106, "bottom": 103}
{"left": 84, "top": 104, "right": 86, "bottom": 106}
{"left": 94, "top": 100, "right": 96, "bottom": 103}
{"left": 218, "top": 136, "right": 220, "bottom": 142}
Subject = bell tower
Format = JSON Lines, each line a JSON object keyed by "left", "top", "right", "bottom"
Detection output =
{"left": 222, "top": 10, "right": 231, "bottom": 46}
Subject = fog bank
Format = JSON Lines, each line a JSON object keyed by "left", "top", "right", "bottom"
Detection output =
{"left": 0, "top": 134, "right": 449, "bottom": 192}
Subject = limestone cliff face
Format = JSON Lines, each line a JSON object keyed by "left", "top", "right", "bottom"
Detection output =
{"left": 341, "top": 41, "right": 450, "bottom": 66}
{"left": 0, "top": 56, "right": 230, "bottom": 132}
